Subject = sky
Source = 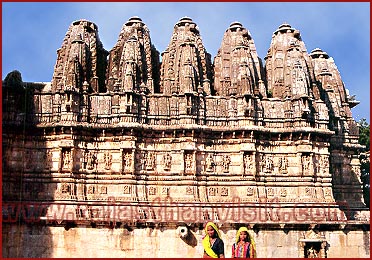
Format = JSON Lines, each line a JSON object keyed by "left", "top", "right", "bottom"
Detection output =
{"left": 2, "top": 2, "right": 370, "bottom": 123}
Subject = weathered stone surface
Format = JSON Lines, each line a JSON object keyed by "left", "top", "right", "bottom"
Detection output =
{"left": 214, "top": 21, "right": 264, "bottom": 97}
{"left": 2, "top": 17, "right": 369, "bottom": 258}
{"left": 51, "top": 20, "right": 108, "bottom": 93}
{"left": 2, "top": 224, "right": 370, "bottom": 258}
{"left": 106, "top": 16, "right": 160, "bottom": 94}
{"left": 160, "top": 17, "right": 212, "bottom": 95}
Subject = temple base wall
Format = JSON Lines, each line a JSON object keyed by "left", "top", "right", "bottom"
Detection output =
{"left": 2, "top": 223, "right": 369, "bottom": 258}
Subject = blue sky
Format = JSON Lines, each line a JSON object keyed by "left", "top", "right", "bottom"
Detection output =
{"left": 2, "top": 2, "right": 370, "bottom": 123}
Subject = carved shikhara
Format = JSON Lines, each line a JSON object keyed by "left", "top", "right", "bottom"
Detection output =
{"left": 2, "top": 16, "right": 368, "bottom": 226}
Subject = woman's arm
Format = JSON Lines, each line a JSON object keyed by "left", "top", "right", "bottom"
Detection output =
{"left": 249, "top": 243, "right": 254, "bottom": 258}
{"left": 203, "top": 252, "right": 212, "bottom": 258}
{"left": 218, "top": 239, "right": 225, "bottom": 258}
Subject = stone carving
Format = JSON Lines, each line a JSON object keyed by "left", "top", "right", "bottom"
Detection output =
{"left": 2, "top": 17, "right": 368, "bottom": 258}
{"left": 244, "top": 153, "right": 255, "bottom": 176}
{"left": 85, "top": 151, "right": 97, "bottom": 170}
{"left": 323, "top": 187, "right": 332, "bottom": 198}
{"left": 202, "top": 210, "right": 211, "bottom": 221}
{"left": 145, "top": 151, "right": 156, "bottom": 171}
{"left": 104, "top": 151, "right": 112, "bottom": 170}
{"left": 307, "top": 246, "right": 318, "bottom": 258}
{"left": 352, "top": 165, "right": 361, "bottom": 182}
{"left": 333, "top": 164, "right": 341, "bottom": 184}
{"left": 214, "top": 21, "right": 264, "bottom": 97}
{"left": 106, "top": 16, "right": 159, "bottom": 94}
{"left": 148, "top": 186, "right": 157, "bottom": 195}
{"left": 87, "top": 185, "right": 95, "bottom": 195}
{"left": 278, "top": 156, "right": 288, "bottom": 173}
{"left": 60, "top": 183, "right": 71, "bottom": 194}
{"left": 205, "top": 153, "right": 215, "bottom": 172}
{"left": 353, "top": 211, "right": 370, "bottom": 221}
{"left": 221, "top": 187, "right": 229, "bottom": 196}
{"left": 44, "top": 150, "right": 53, "bottom": 169}
{"left": 208, "top": 187, "right": 217, "bottom": 196}
{"left": 319, "top": 155, "right": 329, "bottom": 175}
{"left": 310, "top": 48, "right": 356, "bottom": 126}
{"left": 163, "top": 152, "right": 172, "bottom": 171}
{"left": 222, "top": 155, "right": 231, "bottom": 173}
{"left": 280, "top": 188, "right": 287, "bottom": 197}
{"left": 265, "top": 23, "right": 312, "bottom": 99}
{"left": 162, "top": 187, "right": 170, "bottom": 195}
{"left": 138, "top": 209, "right": 146, "bottom": 219}
{"left": 186, "top": 186, "right": 194, "bottom": 195}
{"left": 99, "top": 186, "right": 107, "bottom": 194}
{"left": 51, "top": 20, "right": 108, "bottom": 94}
{"left": 123, "top": 185, "right": 131, "bottom": 194}
{"left": 247, "top": 187, "right": 254, "bottom": 196}
{"left": 122, "top": 151, "right": 133, "bottom": 173}
{"left": 184, "top": 152, "right": 194, "bottom": 173}
{"left": 263, "top": 154, "right": 274, "bottom": 173}
{"left": 302, "top": 154, "right": 312, "bottom": 174}
{"left": 290, "top": 52, "right": 310, "bottom": 97}
{"left": 267, "top": 187, "right": 274, "bottom": 197}
{"left": 62, "top": 149, "right": 72, "bottom": 170}
{"left": 160, "top": 17, "right": 212, "bottom": 96}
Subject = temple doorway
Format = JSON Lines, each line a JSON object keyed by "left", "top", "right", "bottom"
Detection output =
{"left": 299, "top": 229, "right": 328, "bottom": 258}
{"left": 304, "top": 242, "right": 321, "bottom": 258}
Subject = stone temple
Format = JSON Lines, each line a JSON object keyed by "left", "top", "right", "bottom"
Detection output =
{"left": 2, "top": 17, "right": 370, "bottom": 258}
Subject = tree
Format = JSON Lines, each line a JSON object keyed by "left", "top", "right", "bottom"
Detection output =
{"left": 358, "top": 118, "right": 370, "bottom": 208}
{"left": 358, "top": 118, "right": 370, "bottom": 151}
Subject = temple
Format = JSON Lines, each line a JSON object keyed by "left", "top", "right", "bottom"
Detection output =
{"left": 2, "top": 17, "right": 369, "bottom": 258}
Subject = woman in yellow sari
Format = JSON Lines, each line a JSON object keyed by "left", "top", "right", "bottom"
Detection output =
{"left": 202, "top": 222, "right": 225, "bottom": 258}
{"left": 231, "top": 227, "right": 256, "bottom": 258}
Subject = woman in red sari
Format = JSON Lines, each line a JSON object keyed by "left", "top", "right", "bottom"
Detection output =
{"left": 231, "top": 227, "right": 256, "bottom": 258}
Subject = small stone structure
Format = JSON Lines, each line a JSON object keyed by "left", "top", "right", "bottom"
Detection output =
{"left": 2, "top": 17, "right": 369, "bottom": 258}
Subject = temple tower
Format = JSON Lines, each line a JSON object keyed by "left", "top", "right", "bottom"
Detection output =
{"left": 214, "top": 21, "right": 265, "bottom": 97}
{"left": 50, "top": 20, "right": 108, "bottom": 123}
{"left": 106, "top": 16, "right": 160, "bottom": 94}
{"left": 159, "top": 17, "right": 213, "bottom": 124}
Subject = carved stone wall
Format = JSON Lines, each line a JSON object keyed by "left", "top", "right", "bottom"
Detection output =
{"left": 2, "top": 16, "right": 369, "bottom": 258}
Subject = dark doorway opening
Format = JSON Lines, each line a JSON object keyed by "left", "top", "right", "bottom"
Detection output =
{"left": 304, "top": 242, "right": 321, "bottom": 258}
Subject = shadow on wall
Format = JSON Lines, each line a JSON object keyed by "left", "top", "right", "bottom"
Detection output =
{"left": 2, "top": 70, "right": 56, "bottom": 257}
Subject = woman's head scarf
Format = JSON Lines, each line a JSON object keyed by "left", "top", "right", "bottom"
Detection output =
{"left": 235, "top": 226, "right": 256, "bottom": 258}
{"left": 202, "top": 222, "right": 221, "bottom": 258}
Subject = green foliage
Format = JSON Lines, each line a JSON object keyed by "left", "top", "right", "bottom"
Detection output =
{"left": 358, "top": 118, "right": 370, "bottom": 208}
{"left": 358, "top": 118, "right": 370, "bottom": 151}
